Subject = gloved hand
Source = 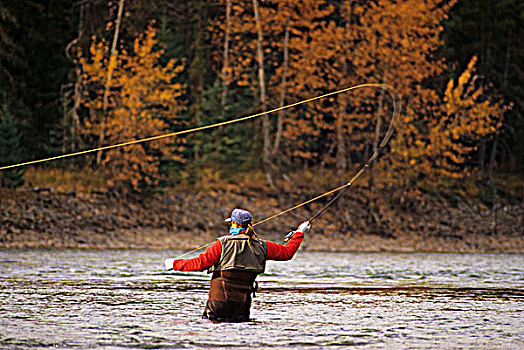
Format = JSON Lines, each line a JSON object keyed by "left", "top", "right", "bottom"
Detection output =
{"left": 164, "top": 258, "right": 175, "bottom": 270}
{"left": 296, "top": 221, "right": 311, "bottom": 234}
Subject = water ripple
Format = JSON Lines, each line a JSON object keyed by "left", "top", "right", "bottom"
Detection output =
{"left": 0, "top": 250, "right": 522, "bottom": 349}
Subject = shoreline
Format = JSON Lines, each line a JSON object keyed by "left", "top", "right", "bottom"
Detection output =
{"left": 1, "top": 228, "right": 522, "bottom": 254}
{"left": 1, "top": 187, "right": 522, "bottom": 253}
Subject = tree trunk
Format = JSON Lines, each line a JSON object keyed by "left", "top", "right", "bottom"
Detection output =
{"left": 61, "top": 84, "right": 69, "bottom": 154}
{"left": 220, "top": 0, "right": 231, "bottom": 109}
{"left": 253, "top": 0, "right": 274, "bottom": 187}
{"left": 487, "top": 132, "right": 498, "bottom": 182}
{"left": 336, "top": 95, "right": 347, "bottom": 176}
{"left": 72, "top": 3, "right": 85, "bottom": 152}
{"left": 65, "top": 2, "right": 85, "bottom": 153}
{"left": 71, "top": 68, "right": 83, "bottom": 150}
{"left": 272, "top": 15, "right": 290, "bottom": 158}
{"left": 369, "top": 60, "right": 389, "bottom": 190}
{"left": 478, "top": 137, "right": 486, "bottom": 179}
{"left": 189, "top": 0, "right": 205, "bottom": 161}
{"left": 97, "top": 0, "right": 125, "bottom": 165}
{"left": 336, "top": 0, "right": 354, "bottom": 177}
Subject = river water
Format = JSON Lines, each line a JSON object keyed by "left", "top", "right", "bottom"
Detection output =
{"left": 0, "top": 249, "right": 522, "bottom": 349}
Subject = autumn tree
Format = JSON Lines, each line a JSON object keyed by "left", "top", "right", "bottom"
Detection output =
{"left": 263, "top": 0, "right": 339, "bottom": 167}
{"left": 210, "top": 1, "right": 344, "bottom": 171}
{"left": 348, "top": 0, "right": 455, "bottom": 183}
{"left": 80, "top": 24, "right": 185, "bottom": 192}
{"left": 390, "top": 57, "right": 508, "bottom": 199}
{"left": 430, "top": 56, "right": 507, "bottom": 179}
{"left": 96, "top": 0, "right": 125, "bottom": 166}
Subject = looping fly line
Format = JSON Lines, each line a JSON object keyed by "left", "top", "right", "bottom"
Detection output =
{"left": 0, "top": 83, "right": 398, "bottom": 171}
{"left": 171, "top": 83, "right": 402, "bottom": 259}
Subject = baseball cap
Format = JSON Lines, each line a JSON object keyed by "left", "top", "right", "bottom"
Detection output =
{"left": 225, "top": 208, "right": 253, "bottom": 225}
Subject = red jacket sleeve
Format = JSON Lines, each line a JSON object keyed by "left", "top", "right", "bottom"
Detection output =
{"left": 172, "top": 239, "right": 222, "bottom": 272}
{"left": 266, "top": 231, "right": 304, "bottom": 261}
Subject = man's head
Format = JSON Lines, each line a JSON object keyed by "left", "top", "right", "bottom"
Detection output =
{"left": 225, "top": 208, "right": 253, "bottom": 227}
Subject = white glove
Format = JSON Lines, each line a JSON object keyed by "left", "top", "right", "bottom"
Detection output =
{"left": 296, "top": 221, "right": 311, "bottom": 234}
{"left": 164, "top": 258, "right": 175, "bottom": 270}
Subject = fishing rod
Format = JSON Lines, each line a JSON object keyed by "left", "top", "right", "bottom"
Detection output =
{"left": 308, "top": 86, "right": 401, "bottom": 223}
{"left": 176, "top": 84, "right": 401, "bottom": 257}
{"left": 254, "top": 84, "right": 401, "bottom": 226}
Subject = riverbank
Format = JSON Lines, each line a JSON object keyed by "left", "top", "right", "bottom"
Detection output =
{"left": 1, "top": 183, "right": 522, "bottom": 253}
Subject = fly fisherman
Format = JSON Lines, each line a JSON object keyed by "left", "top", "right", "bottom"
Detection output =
{"left": 164, "top": 208, "right": 311, "bottom": 322}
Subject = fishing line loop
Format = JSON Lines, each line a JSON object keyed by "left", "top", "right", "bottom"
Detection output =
{"left": 174, "top": 83, "right": 402, "bottom": 259}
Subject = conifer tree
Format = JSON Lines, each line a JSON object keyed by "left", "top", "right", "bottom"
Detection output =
{"left": 0, "top": 106, "right": 25, "bottom": 188}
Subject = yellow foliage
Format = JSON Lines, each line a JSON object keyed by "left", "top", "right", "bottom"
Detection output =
{"left": 391, "top": 56, "right": 508, "bottom": 185}
{"left": 428, "top": 56, "right": 508, "bottom": 178}
{"left": 80, "top": 24, "right": 185, "bottom": 192}
{"left": 209, "top": 0, "right": 509, "bottom": 190}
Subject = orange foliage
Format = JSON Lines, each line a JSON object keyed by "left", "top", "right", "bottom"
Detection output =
{"left": 209, "top": 0, "right": 510, "bottom": 188}
{"left": 79, "top": 24, "right": 185, "bottom": 192}
{"left": 431, "top": 56, "right": 507, "bottom": 178}
{"left": 392, "top": 56, "right": 507, "bottom": 184}
{"left": 277, "top": 0, "right": 341, "bottom": 162}
{"left": 354, "top": 0, "right": 457, "bottom": 163}
{"left": 210, "top": 0, "right": 339, "bottom": 161}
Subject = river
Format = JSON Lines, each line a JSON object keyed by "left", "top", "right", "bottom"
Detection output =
{"left": 1, "top": 249, "right": 523, "bottom": 349}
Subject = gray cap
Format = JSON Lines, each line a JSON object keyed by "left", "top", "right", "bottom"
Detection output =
{"left": 225, "top": 208, "right": 253, "bottom": 225}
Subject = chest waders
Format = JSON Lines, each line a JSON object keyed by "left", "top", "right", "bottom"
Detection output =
{"left": 203, "top": 234, "right": 267, "bottom": 322}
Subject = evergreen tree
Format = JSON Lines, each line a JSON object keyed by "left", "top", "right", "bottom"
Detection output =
{"left": 0, "top": 106, "right": 25, "bottom": 188}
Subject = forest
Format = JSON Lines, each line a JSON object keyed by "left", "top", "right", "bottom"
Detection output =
{"left": 0, "top": 0, "right": 522, "bottom": 250}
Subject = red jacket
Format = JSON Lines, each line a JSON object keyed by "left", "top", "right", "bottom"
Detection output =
{"left": 172, "top": 231, "right": 304, "bottom": 272}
